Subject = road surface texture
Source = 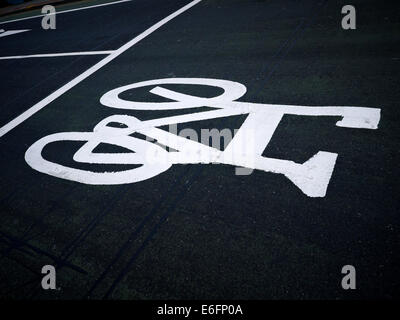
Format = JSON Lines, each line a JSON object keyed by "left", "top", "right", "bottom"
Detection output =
{"left": 0, "top": 0, "right": 399, "bottom": 299}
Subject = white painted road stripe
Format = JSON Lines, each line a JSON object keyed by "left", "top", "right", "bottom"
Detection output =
{"left": 0, "top": 29, "right": 30, "bottom": 37}
{"left": 0, "top": 51, "right": 114, "bottom": 60}
{"left": 0, "top": 0, "right": 133, "bottom": 25}
{"left": 0, "top": 0, "right": 202, "bottom": 138}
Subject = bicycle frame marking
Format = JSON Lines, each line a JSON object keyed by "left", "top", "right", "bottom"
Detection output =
{"left": 25, "top": 78, "right": 381, "bottom": 197}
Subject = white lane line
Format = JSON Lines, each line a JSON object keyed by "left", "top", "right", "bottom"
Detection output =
{"left": 0, "top": 0, "right": 202, "bottom": 138}
{"left": 0, "top": 0, "right": 133, "bottom": 25}
{"left": 0, "top": 29, "right": 30, "bottom": 37}
{"left": 0, "top": 51, "right": 114, "bottom": 60}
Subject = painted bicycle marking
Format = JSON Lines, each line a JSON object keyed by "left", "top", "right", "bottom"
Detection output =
{"left": 25, "top": 78, "right": 381, "bottom": 197}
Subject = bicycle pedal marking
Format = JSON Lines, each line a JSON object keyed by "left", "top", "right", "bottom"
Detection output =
{"left": 25, "top": 78, "right": 381, "bottom": 197}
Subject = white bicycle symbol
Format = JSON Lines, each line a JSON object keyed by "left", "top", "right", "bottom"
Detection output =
{"left": 25, "top": 78, "right": 381, "bottom": 197}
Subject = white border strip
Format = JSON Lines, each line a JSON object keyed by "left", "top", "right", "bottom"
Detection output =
{"left": 0, "top": 51, "right": 114, "bottom": 60}
{"left": 0, "top": 0, "right": 202, "bottom": 138}
{"left": 0, "top": 0, "right": 133, "bottom": 25}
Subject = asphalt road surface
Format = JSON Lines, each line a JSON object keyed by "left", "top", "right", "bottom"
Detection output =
{"left": 0, "top": 0, "right": 399, "bottom": 299}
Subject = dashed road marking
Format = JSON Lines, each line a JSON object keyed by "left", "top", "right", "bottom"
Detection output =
{"left": 0, "top": 29, "right": 30, "bottom": 38}
{"left": 0, "top": 50, "right": 114, "bottom": 60}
